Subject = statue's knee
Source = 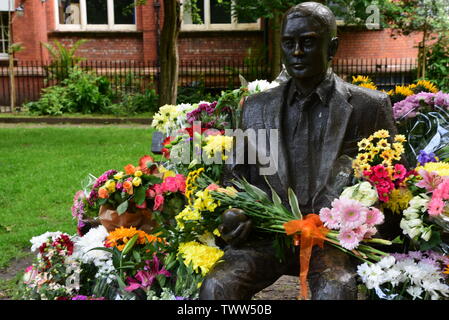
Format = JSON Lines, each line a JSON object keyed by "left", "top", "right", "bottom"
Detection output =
{"left": 199, "top": 275, "right": 226, "bottom": 300}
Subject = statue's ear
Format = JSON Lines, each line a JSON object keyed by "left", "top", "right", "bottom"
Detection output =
{"left": 328, "top": 37, "right": 339, "bottom": 60}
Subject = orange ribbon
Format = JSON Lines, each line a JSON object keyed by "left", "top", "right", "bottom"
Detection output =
{"left": 283, "top": 213, "right": 329, "bottom": 300}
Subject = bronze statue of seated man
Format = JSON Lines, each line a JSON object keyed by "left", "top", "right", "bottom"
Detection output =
{"left": 199, "top": 2, "right": 399, "bottom": 300}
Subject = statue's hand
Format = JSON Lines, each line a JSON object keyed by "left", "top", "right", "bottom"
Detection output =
{"left": 218, "top": 208, "right": 252, "bottom": 248}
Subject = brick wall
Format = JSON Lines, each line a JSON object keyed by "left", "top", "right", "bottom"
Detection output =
{"left": 178, "top": 31, "right": 264, "bottom": 61}
{"left": 336, "top": 28, "right": 422, "bottom": 59}
{"left": 48, "top": 34, "right": 144, "bottom": 61}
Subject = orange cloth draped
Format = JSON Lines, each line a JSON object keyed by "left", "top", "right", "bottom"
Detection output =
{"left": 283, "top": 213, "right": 329, "bottom": 300}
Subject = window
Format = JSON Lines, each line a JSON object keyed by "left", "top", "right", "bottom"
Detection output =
{"left": 54, "top": 0, "right": 136, "bottom": 31}
{"left": 181, "top": 0, "right": 260, "bottom": 31}
{"left": 0, "top": 13, "right": 8, "bottom": 59}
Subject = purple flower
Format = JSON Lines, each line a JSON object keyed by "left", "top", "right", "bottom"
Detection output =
{"left": 417, "top": 150, "right": 437, "bottom": 165}
{"left": 125, "top": 256, "right": 171, "bottom": 292}
{"left": 93, "top": 170, "right": 117, "bottom": 188}
{"left": 72, "top": 295, "right": 88, "bottom": 300}
{"left": 393, "top": 92, "right": 449, "bottom": 121}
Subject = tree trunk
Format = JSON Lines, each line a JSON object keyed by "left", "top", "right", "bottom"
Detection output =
{"left": 8, "top": 8, "right": 15, "bottom": 113}
{"left": 158, "top": 0, "right": 181, "bottom": 106}
{"left": 269, "top": 12, "right": 282, "bottom": 80}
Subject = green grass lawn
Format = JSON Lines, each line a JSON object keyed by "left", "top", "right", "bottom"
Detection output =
{"left": 0, "top": 125, "right": 157, "bottom": 269}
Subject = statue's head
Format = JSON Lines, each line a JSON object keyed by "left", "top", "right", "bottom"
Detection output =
{"left": 281, "top": 2, "right": 338, "bottom": 81}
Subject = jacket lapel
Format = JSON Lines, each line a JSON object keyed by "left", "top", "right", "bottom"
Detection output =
{"left": 315, "top": 75, "right": 353, "bottom": 194}
{"left": 261, "top": 82, "right": 290, "bottom": 194}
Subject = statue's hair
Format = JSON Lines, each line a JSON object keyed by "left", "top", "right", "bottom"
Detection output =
{"left": 282, "top": 2, "right": 337, "bottom": 38}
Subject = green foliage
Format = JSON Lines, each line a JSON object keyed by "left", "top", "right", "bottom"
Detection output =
{"left": 25, "top": 67, "right": 114, "bottom": 116}
{"left": 43, "top": 39, "right": 88, "bottom": 82}
{"left": 425, "top": 35, "right": 449, "bottom": 92}
{"left": 106, "top": 89, "right": 159, "bottom": 116}
{"left": 176, "top": 83, "right": 220, "bottom": 105}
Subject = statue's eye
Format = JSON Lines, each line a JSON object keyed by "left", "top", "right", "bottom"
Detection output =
{"left": 303, "top": 38, "right": 314, "bottom": 46}
{"left": 283, "top": 40, "right": 294, "bottom": 48}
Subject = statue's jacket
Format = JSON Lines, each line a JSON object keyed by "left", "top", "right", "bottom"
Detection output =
{"left": 227, "top": 72, "right": 398, "bottom": 215}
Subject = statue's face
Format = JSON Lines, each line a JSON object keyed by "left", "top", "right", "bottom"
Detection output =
{"left": 281, "top": 15, "right": 332, "bottom": 81}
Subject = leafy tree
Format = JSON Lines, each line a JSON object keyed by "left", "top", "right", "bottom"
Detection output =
{"left": 382, "top": 0, "right": 449, "bottom": 79}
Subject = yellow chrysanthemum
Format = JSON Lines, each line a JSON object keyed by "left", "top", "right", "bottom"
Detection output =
{"left": 193, "top": 189, "right": 220, "bottom": 212}
{"left": 202, "top": 135, "right": 234, "bottom": 159}
{"left": 372, "top": 129, "right": 390, "bottom": 139}
{"left": 382, "top": 188, "right": 414, "bottom": 214}
{"left": 175, "top": 206, "right": 202, "bottom": 230}
{"left": 359, "top": 82, "right": 378, "bottom": 90}
{"left": 415, "top": 162, "right": 449, "bottom": 177}
{"left": 106, "top": 227, "right": 162, "bottom": 251}
{"left": 177, "top": 241, "right": 224, "bottom": 276}
{"left": 185, "top": 167, "right": 205, "bottom": 203}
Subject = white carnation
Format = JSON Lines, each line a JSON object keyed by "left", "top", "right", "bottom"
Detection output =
{"left": 30, "top": 231, "right": 64, "bottom": 252}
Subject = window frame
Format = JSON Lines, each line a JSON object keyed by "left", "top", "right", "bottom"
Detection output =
{"left": 0, "top": 12, "right": 8, "bottom": 60}
{"left": 180, "top": 0, "right": 261, "bottom": 32}
{"left": 54, "top": 0, "right": 137, "bottom": 32}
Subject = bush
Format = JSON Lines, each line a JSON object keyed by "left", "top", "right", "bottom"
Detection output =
{"left": 25, "top": 67, "right": 115, "bottom": 116}
{"left": 176, "top": 82, "right": 221, "bottom": 105}
{"left": 105, "top": 89, "right": 159, "bottom": 116}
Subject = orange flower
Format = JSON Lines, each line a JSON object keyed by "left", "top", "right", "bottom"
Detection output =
{"left": 123, "top": 180, "right": 134, "bottom": 195}
{"left": 124, "top": 164, "right": 136, "bottom": 175}
{"left": 139, "top": 155, "right": 156, "bottom": 174}
{"left": 98, "top": 187, "right": 109, "bottom": 199}
{"left": 105, "top": 227, "right": 163, "bottom": 251}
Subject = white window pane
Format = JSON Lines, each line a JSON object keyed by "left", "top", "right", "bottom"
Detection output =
{"left": 210, "top": 0, "right": 231, "bottom": 24}
{"left": 114, "top": 0, "right": 135, "bottom": 24}
{"left": 86, "top": 0, "right": 108, "bottom": 24}
{"left": 58, "top": 0, "right": 81, "bottom": 24}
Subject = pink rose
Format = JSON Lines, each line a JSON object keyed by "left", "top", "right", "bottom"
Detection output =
{"left": 163, "top": 177, "right": 178, "bottom": 193}
{"left": 153, "top": 195, "right": 165, "bottom": 211}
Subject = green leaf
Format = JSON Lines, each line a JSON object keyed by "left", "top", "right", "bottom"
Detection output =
{"left": 288, "top": 187, "right": 302, "bottom": 220}
{"left": 134, "top": 186, "right": 146, "bottom": 205}
{"left": 87, "top": 247, "right": 114, "bottom": 254}
{"left": 132, "top": 250, "right": 141, "bottom": 263}
{"left": 263, "top": 176, "right": 282, "bottom": 207}
{"left": 117, "top": 200, "right": 129, "bottom": 215}
{"left": 419, "top": 231, "right": 441, "bottom": 251}
{"left": 121, "top": 234, "right": 139, "bottom": 255}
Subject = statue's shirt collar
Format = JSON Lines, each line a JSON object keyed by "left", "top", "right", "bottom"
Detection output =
{"left": 287, "top": 69, "right": 334, "bottom": 107}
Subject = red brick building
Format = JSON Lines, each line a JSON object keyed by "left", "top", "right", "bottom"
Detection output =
{"left": 0, "top": 0, "right": 422, "bottom": 106}
{"left": 2, "top": 0, "right": 423, "bottom": 63}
